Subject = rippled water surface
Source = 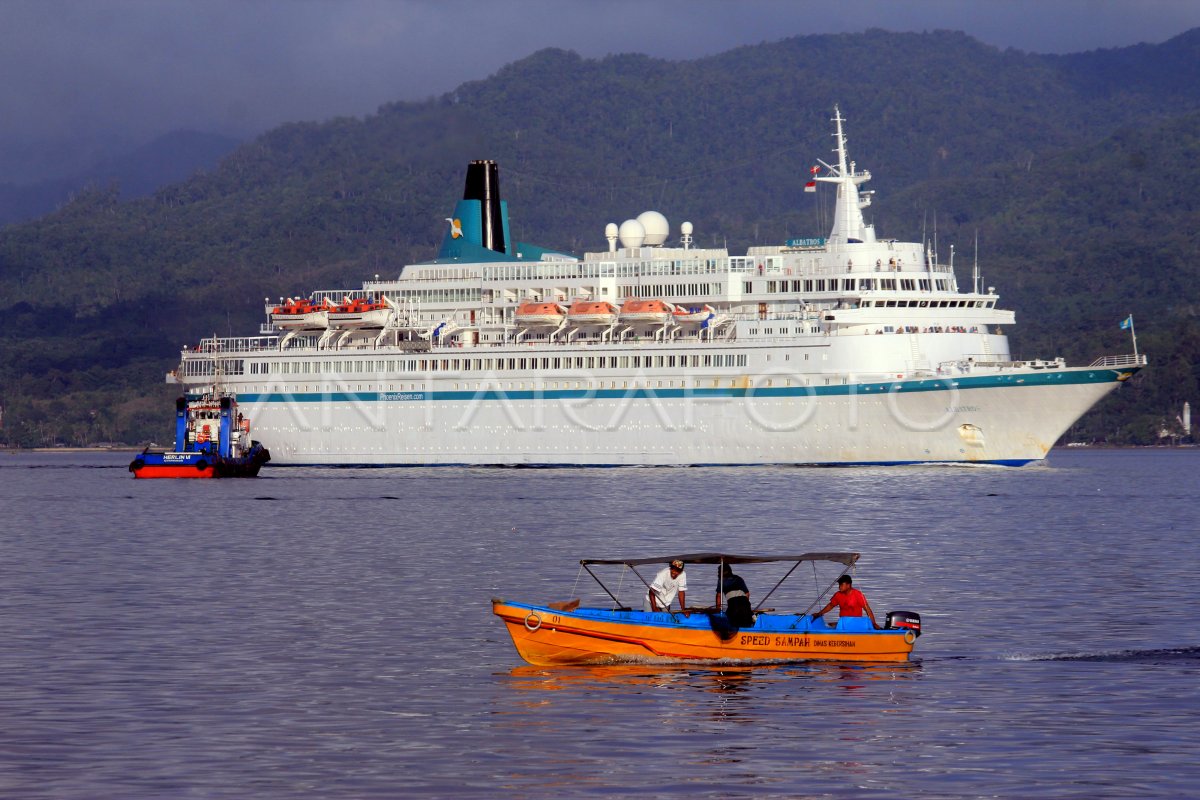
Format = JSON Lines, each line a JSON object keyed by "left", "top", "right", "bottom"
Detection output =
{"left": 1, "top": 449, "right": 1198, "bottom": 798}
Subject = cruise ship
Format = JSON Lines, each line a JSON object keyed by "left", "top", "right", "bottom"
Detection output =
{"left": 170, "top": 109, "right": 1144, "bottom": 466}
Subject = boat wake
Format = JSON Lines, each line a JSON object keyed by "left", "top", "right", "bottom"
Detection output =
{"left": 1003, "top": 646, "right": 1200, "bottom": 663}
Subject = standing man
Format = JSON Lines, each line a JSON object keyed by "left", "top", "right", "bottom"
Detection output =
{"left": 813, "top": 574, "right": 878, "bottom": 628}
{"left": 644, "top": 559, "right": 689, "bottom": 616}
{"left": 718, "top": 563, "right": 754, "bottom": 627}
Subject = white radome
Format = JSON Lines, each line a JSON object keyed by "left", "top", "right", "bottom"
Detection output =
{"left": 618, "top": 219, "right": 646, "bottom": 248}
{"left": 637, "top": 211, "right": 669, "bottom": 246}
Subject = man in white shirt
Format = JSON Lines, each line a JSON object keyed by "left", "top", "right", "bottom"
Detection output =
{"left": 644, "top": 559, "right": 689, "bottom": 615}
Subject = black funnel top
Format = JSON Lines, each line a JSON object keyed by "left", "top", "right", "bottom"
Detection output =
{"left": 463, "top": 160, "right": 506, "bottom": 254}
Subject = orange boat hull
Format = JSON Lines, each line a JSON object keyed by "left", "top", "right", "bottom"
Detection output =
{"left": 492, "top": 601, "right": 914, "bottom": 665}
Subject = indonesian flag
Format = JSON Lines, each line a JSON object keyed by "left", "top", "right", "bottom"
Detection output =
{"left": 804, "top": 181, "right": 817, "bottom": 193}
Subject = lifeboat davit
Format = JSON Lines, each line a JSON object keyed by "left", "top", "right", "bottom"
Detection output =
{"left": 514, "top": 301, "right": 566, "bottom": 328}
{"left": 270, "top": 298, "right": 329, "bottom": 330}
{"left": 619, "top": 299, "right": 673, "bottom": 325}
{"left": 566, "top": 300, "right": 618, "bottom": 326}
{"left": 673, "top": 304, "right": 717, "bottom": 327}
{"left": 327, "top": 297, "right": 391, "bottom": 329}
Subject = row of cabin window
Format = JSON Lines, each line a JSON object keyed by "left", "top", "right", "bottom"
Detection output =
{"left": 181, "top": 359, "right": 244, "bottom": 376}
{"left": 757, "top": 278, "right": 952, "bottom": 293}
{"left": 478, "top": 259, "right": 726, "bottom": 282}
{"left": 246, "top": 353, "right": 750, "bottom": 376}
{"left": 862, "top": 298, "right": 993, "bottom": 308}
{"left": 618, "top": 283, "right": 724, "bottom": 299}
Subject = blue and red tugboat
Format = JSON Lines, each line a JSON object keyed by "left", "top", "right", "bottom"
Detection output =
{"left": 129, "top": 393, "right": 270, "bottom": 479}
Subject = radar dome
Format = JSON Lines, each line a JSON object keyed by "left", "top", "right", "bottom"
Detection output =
{"left": 618, "top": 219, "right": 646, "bottom": 248}
{"left": 681, "top": 221, "right": 694, "bottom": 235}
{"left": 637, "top": 211, "right": 669, "bottom": 246}
{"left": 605, "top": 222, "right": 619, "bottom": 237}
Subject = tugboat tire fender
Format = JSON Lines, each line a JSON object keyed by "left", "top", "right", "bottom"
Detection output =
{"left": 195, "top": 459, "right": 208, "bottom": 471}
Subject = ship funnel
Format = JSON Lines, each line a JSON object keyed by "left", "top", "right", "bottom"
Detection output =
{"left": 438, "top": 160, "right": 513, "bottom": 260}
{"left": 463, "top": 160, "right": 507, "bottom": 254}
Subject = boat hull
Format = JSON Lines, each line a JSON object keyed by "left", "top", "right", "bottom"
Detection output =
{"left": 233, "top": 363, "right": 1135, "bottom": 466}
{"left": 129, "top": 445, "right": 271, "bottom": 479}
{"left": 327, "top": 309, "right": 390, "bottom": 329}
{"left": 271, "top": 311, "right": 328, "bottom": 330}
{"left": 492, "top": 600, "right": 915, "bottom": 665}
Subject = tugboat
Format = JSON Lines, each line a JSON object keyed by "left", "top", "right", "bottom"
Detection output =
{"left": 129, "top": 393, "right": 270, "bottom": 478}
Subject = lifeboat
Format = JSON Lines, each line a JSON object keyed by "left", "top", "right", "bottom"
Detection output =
{"left": 514, "top": 301, "right": 566, "bottom": 328}
{"left": 270, "top": 298, "right": 329, "bottom": 330}
{"left": 566, "top": 300, "right": 618, "bottom": 326}
{"left": 327, "top": 297, "right": 391, "bottom": 329}
{"left": 619, "top": 299, "right": 673, "bottom": 325}
{"left": 673, "top": 304, "right": 717, "bottom": 327}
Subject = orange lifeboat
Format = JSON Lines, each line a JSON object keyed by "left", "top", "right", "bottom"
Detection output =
{"left": 673, "top": 304, "right": 717, "bottom": 327}
{"left": 270, "top": 298, "right": 329, "bottom": 330}
{"left": 327, "top": 297, "right": 391, "bottom": 329}
{"left": 619, "top": 298, "right": 673, "bottom": 325}
{"left": 566, "top": 300, "right": 618, "bottom": 326}
{"left": 514, "top": 301, "right": 566, "bottom": 328}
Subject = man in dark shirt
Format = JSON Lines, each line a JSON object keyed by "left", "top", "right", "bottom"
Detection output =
{"left": 718, "top": 563, "right": 754, "bottom": 627}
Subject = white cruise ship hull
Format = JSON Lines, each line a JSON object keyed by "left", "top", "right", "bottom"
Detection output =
{"left": 229, "top": 364, "right": 1132, "bottom": 466}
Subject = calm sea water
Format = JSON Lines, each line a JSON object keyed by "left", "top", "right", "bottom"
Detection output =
{"left": 0, "top": 449, "right": 1197, "bottom": 799}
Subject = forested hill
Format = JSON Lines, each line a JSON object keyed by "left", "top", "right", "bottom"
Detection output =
{"left": 1, "top": 28, "right": 1198, "bottom": 447}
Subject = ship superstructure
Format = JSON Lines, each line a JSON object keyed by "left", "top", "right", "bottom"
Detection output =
{"left": 170, "top": 109, "right": 1143, "bottom": 466}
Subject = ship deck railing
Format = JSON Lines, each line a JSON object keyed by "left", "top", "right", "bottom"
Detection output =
{"left": 1089, "top": 353, "right": 1147, "bottom": 368}
{"left": 937, "top": 357, "right": 1067, "bottom": 374}
{"left": 195, "top": 336, "right": 280, "bottom": 353}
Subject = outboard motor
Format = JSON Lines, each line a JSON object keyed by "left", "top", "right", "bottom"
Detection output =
{"left": 885, "top": 610, "right": 921, "bottom": 637}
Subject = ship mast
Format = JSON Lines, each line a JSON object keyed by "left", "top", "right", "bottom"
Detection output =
{"left": 816, "top": 105, "right": 876, "bottom": 245}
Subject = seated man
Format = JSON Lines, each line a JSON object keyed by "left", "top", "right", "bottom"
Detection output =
{"left": 813, "top": 574, "right": 878, "bottom": 629}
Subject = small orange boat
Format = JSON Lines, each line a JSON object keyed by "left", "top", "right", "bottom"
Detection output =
{"left": 514, "top": 301, "right": 566, "bottom": 327}
{"left": 566, "top": 300, "right": 618, "bottom": 326}
{"left": 326, "top": 296, "right": 391, "bottom": 329}
{"left": 270, "top": 297, "right": 329, "bottom": 330}
{"left": 619, "top": 298, "right": 673, "bottom": 325}
{"left": 492, "top": 552, "right": 921, "bottom": 665}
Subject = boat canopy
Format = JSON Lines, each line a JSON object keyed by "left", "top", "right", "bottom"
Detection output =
{"left": 580, "top": 552, "right": 859, "bottom": 568}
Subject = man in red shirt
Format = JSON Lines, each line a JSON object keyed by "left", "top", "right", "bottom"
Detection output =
{"left": 814, "top": 575, "right": 879, "bottom": 628}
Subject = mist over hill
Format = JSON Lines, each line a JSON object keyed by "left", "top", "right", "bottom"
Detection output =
{"left": 1, "top": 28, "right": 1197, "bottom": 447}
{"left": 0, "top": 130, "right": 242, "bottom": 228}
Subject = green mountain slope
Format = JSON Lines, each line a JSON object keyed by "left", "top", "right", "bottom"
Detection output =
{"left": 1, "top": 29, "right": 1198, "bottom": 447}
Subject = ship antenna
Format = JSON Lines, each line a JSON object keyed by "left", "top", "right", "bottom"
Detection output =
{"left": 833, "top": 104, "right": 849, "bottom": 176}
{"left": 933, "top": 211, "right": 938, "bottom": 270}
{"left": 973, "top": 229, "right": 980, "bottom": 295}
{"left": 819, "top": 104, "right": 872, "bottom": 244}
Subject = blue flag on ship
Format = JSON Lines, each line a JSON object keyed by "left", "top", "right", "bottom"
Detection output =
{"left": 1119, "top": 315, "right": 1133, "bottom": 330}
{"left": 432, "top": 322, "right": 446, "bottom": 339}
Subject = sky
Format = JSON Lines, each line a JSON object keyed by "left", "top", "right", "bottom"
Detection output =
{"left": 2, "top": 0, "right": 1199, "bottom": 183}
